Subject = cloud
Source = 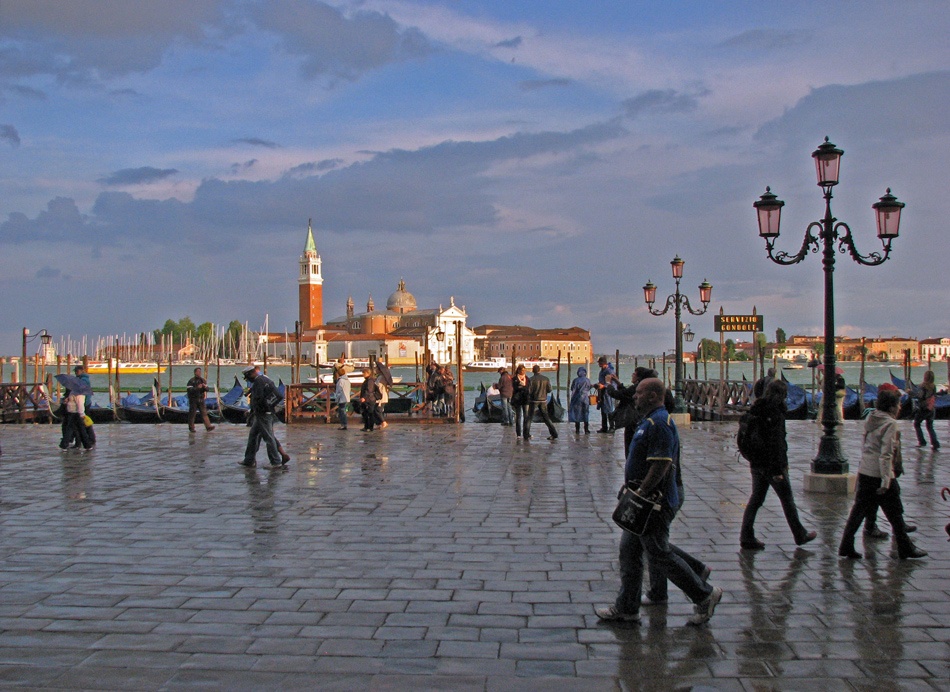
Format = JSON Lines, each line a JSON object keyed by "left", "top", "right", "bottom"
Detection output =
{"left": 519, "top": 78, "right": 571, "bottom": 92}
{"left": 494, "top": 36, "right": 522, "bottom": 49}
{"left": 97, "top": 167, "right": 178, "bottom": 186}
{"left": 232, "top": 137, "right": 281, "bottom": 149}
{"left": 247, "top": 0, "right": 432, "bottom": 82}
{"left": 4, "top": 83, "right": 46, "bottom": 99}
{"left": 0, "top": 124, "right": 20, "bottom": 146}
{"left": 0, "top": 197, "right": 90, "bottom": 243}
{"left": 622, "top": 89, "right": 707, "bottom": 118}
{"left": 0, "top": 0, "right": 224, "bottom": 82}
{"left": 228, "top": 159, "right": 258, "bottom": 175}
{"left": 717, "top": 29, "right": 806, "bottom": 52}
{"left": 35, "top": 265, "right": 67, "bottom": 279}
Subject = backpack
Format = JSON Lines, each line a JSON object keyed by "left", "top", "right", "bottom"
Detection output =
{"left": 736, "top": 410, "right": 767, "bottom": 462}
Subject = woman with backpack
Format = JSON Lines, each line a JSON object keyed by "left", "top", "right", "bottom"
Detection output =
{"left": 739, "top": 379, "right": 817, "bottom": 550}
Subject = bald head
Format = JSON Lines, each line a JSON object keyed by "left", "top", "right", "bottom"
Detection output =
{"left": 634, "top": 377, "right": 667, "bottom": 412}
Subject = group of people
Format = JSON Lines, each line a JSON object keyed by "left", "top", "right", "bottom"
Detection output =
{"left": 494, "top": 364, "right": 558, "bottom": 439}
{"left": 593, "top": 360, "right": 933, "bottom": 628}
{"left": 58, "top": 364, "right": 95, "bottom": 450}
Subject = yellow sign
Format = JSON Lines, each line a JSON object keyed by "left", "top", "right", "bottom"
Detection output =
{"left": 714, "top": 315, "right": 763, "bottom": 332}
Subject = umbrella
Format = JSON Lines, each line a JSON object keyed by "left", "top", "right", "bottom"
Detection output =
{"left": 55, "top": 374, "right": 93, "bottom": 397}
{"left": 817, "top": 364, "right": 845, "bottom": 375}
{"left": 375, "top": 361, "right": 394, "bottom": 388}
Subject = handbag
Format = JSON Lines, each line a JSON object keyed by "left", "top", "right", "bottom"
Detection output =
{"left": 612, "top": 481, "right": 663, "bottom": 535}
{"left": 611, "top": 400, "right": 639, "bottom": 429}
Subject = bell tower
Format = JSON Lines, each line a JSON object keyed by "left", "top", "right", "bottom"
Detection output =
{"left": 298, "top": 219, "right": 323, "bottom": 330}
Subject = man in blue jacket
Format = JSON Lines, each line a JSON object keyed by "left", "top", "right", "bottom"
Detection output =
{"left": 597, "top": 378, "right": 721, "bottom": 626}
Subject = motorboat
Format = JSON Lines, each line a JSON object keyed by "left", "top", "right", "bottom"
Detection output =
{"left": 465, "top": 357, "right": 558, "bottom": 372}
{"left": 86, "top": 360, "right": 166, "bottom": 374}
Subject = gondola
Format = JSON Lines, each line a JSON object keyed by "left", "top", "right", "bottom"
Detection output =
{"left": 220, "top": 378, "right": 286, "bottom": 425}
{"left": 784, "top": 381, "right": 810, "bottom": 420}
{"left": 158, "top": 393, "right": 224, "bottom": 425}
{"left": 115, "top": 391, "right": 162, "bottom": 424}
{"left": 472, "top": 383, "right": 505, "bottom": 423}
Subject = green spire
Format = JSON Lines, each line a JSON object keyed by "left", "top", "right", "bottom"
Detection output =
{"left": 304, "top": 218, "right": 316, "bottom": 253}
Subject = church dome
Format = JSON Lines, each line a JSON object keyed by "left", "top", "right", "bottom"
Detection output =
{"left": 387, "top": 279, "right": 417, "bottom": 313}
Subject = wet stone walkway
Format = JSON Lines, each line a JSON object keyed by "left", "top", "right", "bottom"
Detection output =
{"left": 0, "top": 419, "right": 948, "bottom": 692}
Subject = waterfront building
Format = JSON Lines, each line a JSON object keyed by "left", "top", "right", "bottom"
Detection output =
{"left": 473, "top": 325, "right": 592, "bottom": 363}
{"left": 919, "top": 337, "right": 950, "bottom": 361}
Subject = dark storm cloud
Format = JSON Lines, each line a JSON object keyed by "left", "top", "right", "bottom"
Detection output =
{"left": 0, "top": 0, "right": 224, "bottom": 82}
{"left": 622, "top": 89, "right": 707, "bottom": 118}
{"left": 0, "top": 123, "right": 20, "bottom": 146}
{"left": 247, "top": 0, "right": 432, "bottom": 82}
{"left": 97, "top": 166, "right": 178, "bottom": 186}
{"left": 717, "top": 28, "right": 805, "bottom": 52}
{"left": 232, "top": 137, "right": 280, "bottom": 149}
{"left": 1, "top": 119, "right": 627, "bottom": 247}
{"left": 519, "top": 78, "right": 571, "bottom": 92}
{"left": 495, "top": 36, "right": 523, "bottom": 49}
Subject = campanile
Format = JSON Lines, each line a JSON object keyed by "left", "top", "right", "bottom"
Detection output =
{"left": 298, "top": 219, "right": 323, "bottom": 330}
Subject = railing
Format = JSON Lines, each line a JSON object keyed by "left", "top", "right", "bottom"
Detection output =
{"left": 0, "top": 382, "right": 55, "bottom": 423}
{"left": 681, "top": 379, "right": 754, "bottom": 421}
{"left": 284, "top": 382, "right": 431, "bottom": 424}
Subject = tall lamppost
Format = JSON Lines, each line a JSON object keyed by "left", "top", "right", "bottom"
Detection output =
{"left": 643, "top": 257, "right": 712, "bottom": 413}
{"left": 754, "top": 137, "right": 905, "bottom": 475}
{"left": 21, "top": 327, "right": 52, "bottom": 383}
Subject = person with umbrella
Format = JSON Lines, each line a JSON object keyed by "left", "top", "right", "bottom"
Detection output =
{"left": 56, "top": 368, "right": 94, "bottom": 450}
{"left": 373, "top": 361, "right": 394, "bottom": 429}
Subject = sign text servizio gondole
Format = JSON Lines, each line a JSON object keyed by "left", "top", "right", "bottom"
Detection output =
{"left": 714, "top": 314, "right": 764, "bottom": 332}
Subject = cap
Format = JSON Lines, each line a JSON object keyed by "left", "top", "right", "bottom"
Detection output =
{"left": 597, "top": 356, "right": 608, "bottom": 365}
{"left": 242, "top": 365, "right": 256, "bottom": 377}
{"left": 878, "top": 382, "right": 899, "bottom": 393}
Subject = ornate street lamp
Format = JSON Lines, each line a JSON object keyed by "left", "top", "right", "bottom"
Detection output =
{"left": 643, "top": 257, "right": 712, "bottom": 413}
{"left": 21, "top": 327, "right": 52, "bottom": 383}
{"left": 754, "top": 137, "right": 905, "bottom": 475}
{"left": 683, "top": 325, "right": 695, "bottom": 343}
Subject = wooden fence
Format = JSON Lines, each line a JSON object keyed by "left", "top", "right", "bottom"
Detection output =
{"left": 0, "top": 382, "right": 55, "bottom": 424}
{"left": 682, "top": 379, "right": 754, "bottom": 421}
{"left": 284, "top": 381, "right": 446, "bottom": 424}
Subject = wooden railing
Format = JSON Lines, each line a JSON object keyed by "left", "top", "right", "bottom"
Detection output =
{"left": 284, "top": 382, "right": 431, "bottom": 424}
{"left": 681, "top": 379, "right": 754, "bottom": 421}
{"left": 0, "top": 382, "right": 55, "bottom": 423}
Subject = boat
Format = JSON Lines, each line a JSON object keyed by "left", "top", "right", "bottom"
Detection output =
{"left": 471, "top": 383, "right": 564, "bottom": 423}
{"left": 784, "top": 382, "right": 810, "bottom": 420}
{"left": 784, "top": 364, "right": 804, "bottom": 370}
{"left": 115, "top": 391, "right": 162, "bottom": 424}
{"left": 85, "top": 360, "right": 167, "bottom": 375}
{"left": 309, "top": 372, "right": 403, "bottom": 386}
{"left": 465, "top": 357, "right": 558, "bottom": 372}
{"left": 219, "top": 378, "right": 287, "bottom": 424}
{"left": 158, "top": 393, "right": 223, "bottom": 425}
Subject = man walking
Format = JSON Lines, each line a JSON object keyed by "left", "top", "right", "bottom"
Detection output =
{"left": 524, "top": 364, "right": 558, "bottom": 440}
{"left": 597, "top": 378, "right": 721, "bottom": 626}
{"left": 186, "top": 367, "right": 216, "bottom": 433}
{"left": 496, "top": 366, "right": 514, "bottom": 426}
{"left": 241, "top": 366, "right": 289, "bottom": 468}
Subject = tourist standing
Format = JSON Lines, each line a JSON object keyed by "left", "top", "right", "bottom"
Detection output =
{"left": 569, "top": 367, "right": 591, "bottom": 435}
{"left": 241, "top": 366, "right": 289, "bottom": 468}
{"left": 335, "top": 369, "right": 351, "bottom": 430}
{"left": 914, "top": 370, "right": 940, "bottom": 449}
{"left": 186, "top": 367, "right": 215, "bottom": 433}
{"left": 596, "top": 378, "right": 721, "bottom": 625}
{"left": 511, "top": 364, "right": 530, "bottom": 438}
{"left": 358, "top": 369, "right": 380, "bottom": 431}
{"left": 739, "top": 380, "right": 817, "bottom": 550}
{"left": 594, "top": 356, "right": 616, "bottom": 433}
{"left": 525, "top": 365, "right": 557, "bottom": 440}
{"left": 496, "top": 367, "right": 514, "bottom": 427}
{"left": 838, "top": 388, "right": 927, "bottom": 560}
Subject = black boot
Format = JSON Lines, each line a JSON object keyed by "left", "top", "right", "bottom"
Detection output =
{"left": 575, "top": 423, "right": 580, "bottom": 434}
{"left": 584, "top": 423, "right": 590, "bottom": 434}
{"left": 897, "top": 536, "right": 927, "bottom": 560}
{"left": 838, "top": 539, "right": 862, "bottom": 559}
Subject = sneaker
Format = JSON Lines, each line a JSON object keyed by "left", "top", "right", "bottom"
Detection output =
{"left": 240, "top": 460, "right": 256, "bottom": 468}
{"left": 687, "top": 586, "right": 722, "bottom": 626}
{"left": 595, "top": 605, "right": 640, "bottom": 623}
{"left": 864, "top": 527, "right": 889, "bottom": 539}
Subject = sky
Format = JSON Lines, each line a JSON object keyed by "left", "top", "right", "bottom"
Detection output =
{"left": 2, "top": 0, "right": 949, "bottom": 358}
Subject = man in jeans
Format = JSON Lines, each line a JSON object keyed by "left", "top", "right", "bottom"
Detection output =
{"left": 496, "top": 366, "right": 514, "bottom": 426}
{"left": 597, "top": 378, "right": 721, "bottom": 626}
{"left": 241, "top": 366, "right": 289, "bottom": 468}
{"left": 524, "top": 365, "right": 558, "bottom": 440}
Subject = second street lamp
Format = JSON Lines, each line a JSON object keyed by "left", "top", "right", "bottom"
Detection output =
{"left": 643, "top": 257, "right": 712, "bottom": 413}
{"left": 754, "top": 136, "right": 905, "bottom": 478}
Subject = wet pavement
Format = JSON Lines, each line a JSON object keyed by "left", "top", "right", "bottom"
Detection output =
{"left": 0, "top": 419, "right": 948, "bottom": 692}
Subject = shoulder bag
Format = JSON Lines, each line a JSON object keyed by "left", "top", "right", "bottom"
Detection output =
{"left": 612, "top": 481, "right": 664, "bottom": 535}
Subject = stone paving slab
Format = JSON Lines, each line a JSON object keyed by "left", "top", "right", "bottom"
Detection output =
{"left": 0, "top": 419, "right": 948, "bottom": 691}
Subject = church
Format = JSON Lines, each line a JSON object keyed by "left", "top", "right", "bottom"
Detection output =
{"left": 296, "top": 223, "right": 476, "bottom": 366}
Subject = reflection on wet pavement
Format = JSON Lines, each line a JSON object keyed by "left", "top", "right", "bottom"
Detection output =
{"left": 0, "top": 419, "right": 946, "bottom": 691}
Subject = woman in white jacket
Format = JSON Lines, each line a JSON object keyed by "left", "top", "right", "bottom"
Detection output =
{"left": 838, "top": 388, "right": 926, "bottom": 560}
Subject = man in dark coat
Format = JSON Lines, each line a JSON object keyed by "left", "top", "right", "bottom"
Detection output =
{"left": 241, "top": 366, "right": 288, "bottom": 468}
{"left": 524, "top": 365, "right": 558, "bottom": 440}
{"left": 186, "top": 367, "right": 215, "bottom": 433}
{"left": 496, "top": 367, "right": 514, "bottom": 426}
{"left": 358, "top": 368, "right": 380, "bottom": 431}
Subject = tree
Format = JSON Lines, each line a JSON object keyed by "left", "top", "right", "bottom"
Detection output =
{"left": 724, "top": 339, "right": 736, "bottom": 361}
{"left": 755, "top": 332, "right": 767, "bottom": 348}
{"left": 196, "top": 322, "right": 214, "bottom": 341}
{"left": 815, "top": 342, "right": 825, "bottom": 358}
{"left": 776, "top": 328, "right": 787, "bottom": 344}
{"left": 698, "top": 338, "right": 720, "bottom": 360}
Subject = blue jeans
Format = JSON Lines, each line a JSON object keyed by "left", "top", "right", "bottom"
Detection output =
{"left": 500, "top": 397, "right": 514, "bottom": 425}
{"left": 914, "top": 408, "right": 939, "bottom": 447}
{"left": 244, "top": 412, "right": 281, "bottom": 465}
{"left": 645, "top": 500, "right": 707, "bottom": 601}
{"left": 337, "top": 402, "right": 348, "bottom": 428}
{"left": 616, "top": 505, "right": 711, "bottom": 614}
{"left": 514, "top": 404, "right": 529, "bottom": 436}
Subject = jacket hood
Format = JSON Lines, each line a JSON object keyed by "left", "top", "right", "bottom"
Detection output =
{"left": 864, "top": 408, "right": 895, "bottom": 433}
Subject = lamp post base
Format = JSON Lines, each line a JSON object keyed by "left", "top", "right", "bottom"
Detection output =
{"left": 670, "top": 412, "right": 691, "bottom": 427}
{"left": 803, "top": 471, "right": 856, "bottom": 495}
{"left": 811, "top": 432, "right": 849, "bottom": 475}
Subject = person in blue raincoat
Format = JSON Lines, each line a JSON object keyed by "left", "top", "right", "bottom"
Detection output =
{"left": 594, "top": 356, "right": 617, "bottom": 433}
{"left": 569, "top": 367, "right": 591, "bottom": 435}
